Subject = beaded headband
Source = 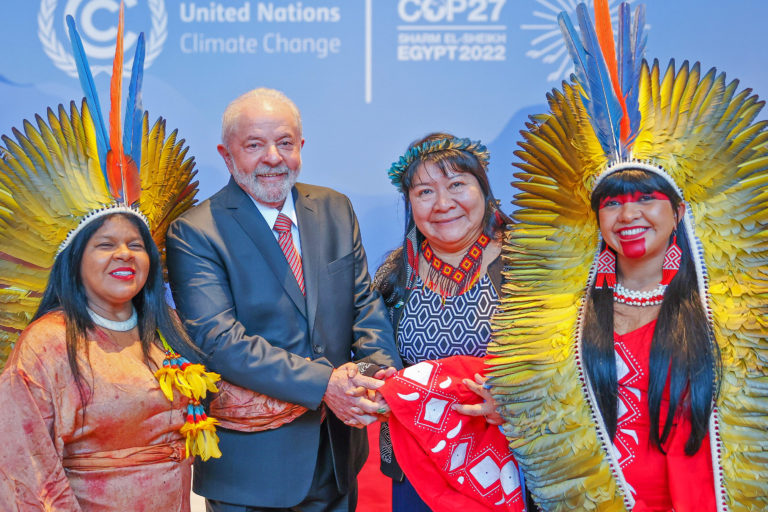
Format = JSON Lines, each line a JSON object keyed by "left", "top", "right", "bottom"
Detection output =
{"left": 591, "top": 159, "right": 684, "bottom": 200}
{"left": 56, "top": 205, "right": 149, "bottom": 256}
{"left": 387, "top": 137, "right": 489, "bottom": 192}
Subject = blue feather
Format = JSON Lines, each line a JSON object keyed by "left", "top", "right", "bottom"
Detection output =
{"left": 618, "top": 3, "right": 632, "bottom": 96}
{"left": 624, "top": 3, "right": 646, "bottom": 138}
{"left": 65, "top": 15, "right": 108, "bottom": 176}
{"left": 632, "top": 4, "right": 647, "bottom": 73}
{"left": 557, "top": 12, "right": 589, "bottom": 94}
{"left": 574, "top": 3, "right": 624, "bottom": 157}
{"left": 123, "top": 32, "right": 145, "bottom": 171}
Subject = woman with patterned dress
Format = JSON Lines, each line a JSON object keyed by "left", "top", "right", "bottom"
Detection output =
{"left": 374, "top": 133, "right": 528, "bottom": 511}
{"left": 487, "top": 2, "right": 768, "bottom": 510}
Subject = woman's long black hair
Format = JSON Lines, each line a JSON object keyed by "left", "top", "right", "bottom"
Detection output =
{"left": 583, "top": 169, "right": 721, "bottom": 455}
{"left": 376, "top": 132, "right": 512, "bottom": 307}
{"left": 32, "top": 212, "right": 195, "bottom": 406}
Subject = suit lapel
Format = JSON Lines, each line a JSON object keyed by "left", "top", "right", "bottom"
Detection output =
{"left": 294, "top": 184, "right": 320, "bottom": 337}
{"left": 224, "top": 179, "right": 307, "bottom": 317}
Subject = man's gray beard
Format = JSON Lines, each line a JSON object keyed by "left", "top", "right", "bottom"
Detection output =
{"left": 231, "top": 163, "right": 299, "bottom": 206}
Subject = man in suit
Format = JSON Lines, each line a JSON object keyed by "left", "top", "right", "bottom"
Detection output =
{"left": 166, "top": 88, "right": 400, "bottom": 511}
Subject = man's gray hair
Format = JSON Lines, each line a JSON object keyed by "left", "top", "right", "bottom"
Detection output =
{"left": 221, "top": 88, "right": 302, "bottom": 146}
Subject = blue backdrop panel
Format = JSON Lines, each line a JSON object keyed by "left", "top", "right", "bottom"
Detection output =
{"left": 1, "top": 0, "right": 766, "bottom": 266}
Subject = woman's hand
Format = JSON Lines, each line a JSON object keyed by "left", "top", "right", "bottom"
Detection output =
{"left": 451, "top": 373, "right": 503, "bottom": 425}
{"left": 343, "top": 365, "right": 397, "bottom": 425}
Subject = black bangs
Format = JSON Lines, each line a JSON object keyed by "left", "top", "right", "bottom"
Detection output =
{"left": 402, "top": 146, "right": 487, "bottom": 196}
{"left": 591, "top": 169, "right": 681, "bottom": 212}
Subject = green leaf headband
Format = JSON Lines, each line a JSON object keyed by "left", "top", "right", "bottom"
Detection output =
{"left": 387, "top": 137, "right": 490, "bottom": 192}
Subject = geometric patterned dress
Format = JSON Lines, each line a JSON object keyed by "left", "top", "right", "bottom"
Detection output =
{"left": 398, "top": 274, "right": 498, "bottom": 365}
{"left": 613, "top": 320, "right": 715, "bottom": 511}
{"left": 385, "top": 274, "right": 525, "bottom": 511}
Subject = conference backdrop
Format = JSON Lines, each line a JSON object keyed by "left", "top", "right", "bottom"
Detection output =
{"left": 1, "top": 0, "right": 767, "bottom": 267}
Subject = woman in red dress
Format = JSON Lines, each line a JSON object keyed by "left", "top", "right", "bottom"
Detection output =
{"left": 486, "top": 2, "right": 768, "bottom": 510}
{"left": 584, "top": 168, "right": 718, "bottom": 510}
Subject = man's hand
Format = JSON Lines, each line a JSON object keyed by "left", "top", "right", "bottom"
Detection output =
{"left": 451, "top": 373, "right": 503, "bottom": 425}
{"left": 323, "top": 362, "right": 390, "bottom": 428}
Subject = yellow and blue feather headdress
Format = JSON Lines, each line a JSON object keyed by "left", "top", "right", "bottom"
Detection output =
{"left": 0, "top": 4, "right": 198, "bottom": 366}
{"left": 487, "top": 1, "right": 768, "bottom": 510}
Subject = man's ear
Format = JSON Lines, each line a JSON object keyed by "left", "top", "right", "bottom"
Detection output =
{"left": 217, "top": 144, "right": 233, "bottom": 169}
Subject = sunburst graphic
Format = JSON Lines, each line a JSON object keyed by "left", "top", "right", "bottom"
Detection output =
{"left": 521, "top": 0, "right": 635, "bottom": 82}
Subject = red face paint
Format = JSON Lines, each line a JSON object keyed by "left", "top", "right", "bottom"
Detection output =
{"left": 599, "top": 190, "right": 670, "bottom": 209}
{"left": 620, "top": 238, "right": 647, "bottom": 258}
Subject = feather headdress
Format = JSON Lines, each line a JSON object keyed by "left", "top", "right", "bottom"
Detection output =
{"left": 0, "top": 3, "right": 197, "bottom": 363}
{"left": 0, "top": 3, "right": 220, "bottom": 460}
{"left": 487, "top": 1, "right": 768, "bottom": 510}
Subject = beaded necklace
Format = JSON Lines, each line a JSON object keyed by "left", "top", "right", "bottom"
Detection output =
{"left": 613, "top": 282, "right": 667, "bottom": 307}
{"left": 421, "top": 232, "right": 491, "bottom": 297}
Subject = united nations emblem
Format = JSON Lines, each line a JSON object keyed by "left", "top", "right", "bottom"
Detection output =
{"left": 38, "top": 0, "right": 167, "bottom": 77}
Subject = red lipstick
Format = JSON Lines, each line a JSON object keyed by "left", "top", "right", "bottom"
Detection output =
{"left": 109, "top": 267, "right": 136, "bottom": 281}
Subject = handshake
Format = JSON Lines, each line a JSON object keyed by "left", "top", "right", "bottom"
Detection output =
{"left": 323, "top": 361, "right": 503, "bottom": 429}
{"left": 322, "top": 362, "right": 397, "bottom": 429}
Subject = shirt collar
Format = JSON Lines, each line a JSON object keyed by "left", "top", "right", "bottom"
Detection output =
{"left": 250, "top": 190, "right": 299, "bottom": 230}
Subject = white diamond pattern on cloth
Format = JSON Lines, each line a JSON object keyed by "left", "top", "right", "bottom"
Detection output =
{"left": 423, "top": 397, "right": 449, "bottom": 424}
{"left": 402, "top": 361, "right": 434, "bottom": 386}
{"left": 469, "top": 455, "right": 501, "bottom": 489}
{"left": 499, "top": 461, "right": 521, "bottom": 495}
{"left": 450, "top": 441, "right": 469, "bottom": 471}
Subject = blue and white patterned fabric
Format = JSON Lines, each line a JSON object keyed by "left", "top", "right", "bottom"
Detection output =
{"left": 398, "top": 274, "right": 498, "bottom": 364}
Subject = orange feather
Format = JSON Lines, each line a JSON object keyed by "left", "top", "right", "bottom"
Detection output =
{"left": 107, "top": 1, "right": 140, "bottom": 204}
{"left": 594, "top": 0, "right": 630, "bottom": 141}
{"left": 106, "top": 1, "right": 124, "bottom": 199}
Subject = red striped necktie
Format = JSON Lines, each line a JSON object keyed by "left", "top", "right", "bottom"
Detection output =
{"left": 273, "top": 213, "right": 305, "bottom": 295}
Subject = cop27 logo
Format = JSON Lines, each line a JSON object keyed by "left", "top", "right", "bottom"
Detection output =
{"left": 38, "top": 0, "right": 167, "bottom": 77}
{"left": 397, "top": 0, "right": 506, "bottom": 23}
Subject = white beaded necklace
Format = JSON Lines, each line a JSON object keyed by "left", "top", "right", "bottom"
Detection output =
{"left": 87, "top": 306, "right": 138, "bottom": 331}
{"left": 613, "top": 282, "right": 667, "bottom": 307}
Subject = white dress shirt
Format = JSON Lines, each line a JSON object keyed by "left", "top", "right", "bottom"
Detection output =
{"left": 250, "top": 192, "right": 302, "bottom": 255}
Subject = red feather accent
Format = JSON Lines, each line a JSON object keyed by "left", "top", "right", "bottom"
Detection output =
{"left": 594, "top": 0, "right": 630, "bottom": 142}
{"left": 106, "top": 151, "right": 120, "bottom": 199}
{"left": 123, "top": 155, "right": 141, "bottom": 204}
{"left": 106, "top": 1, "right": 140, "bottom": 204}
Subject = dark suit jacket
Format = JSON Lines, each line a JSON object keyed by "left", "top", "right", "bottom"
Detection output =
{"left": 166, "top": 178, "right": 400, "bottom": 507}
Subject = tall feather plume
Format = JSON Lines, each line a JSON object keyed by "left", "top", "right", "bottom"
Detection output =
{"left": 123, "top": 32, "right": 145, "bottom": 179}
{"left": 65, "top": 16, "right": 108, "bottom": 179}
{"left": 558, "top": 3, "right": 624, "bottom": 158}
{"left": 105, "top": 1, "right": 140, "bottom": 204}
{"left": 594, "top": 0, "right": 629, "bottom": 141}
{"left": 619, "top": 2, "right": 645, "bottom": 142}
